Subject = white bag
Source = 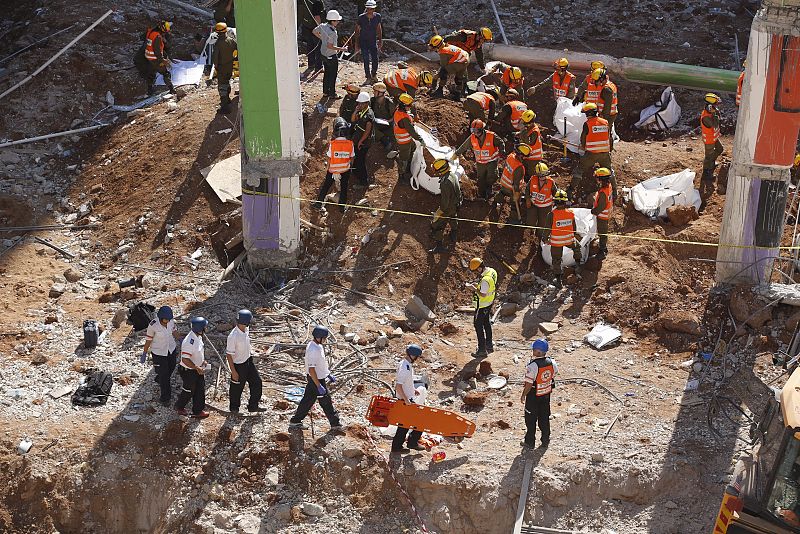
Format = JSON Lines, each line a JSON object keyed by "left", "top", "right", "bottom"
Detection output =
{"left": 631, "top": 169, "right": 701, "bottom": 218}
{"left": 634, "top": 87, "right": 681, "bottom": 131}
{"left": 541, "top": 207, "right": 597, "bottom": 267}
{"left": 409, "top": 125, "right": 465, "bottom": 195}
{"left": 552, "top": 97, "right": 619, "bottom": 155}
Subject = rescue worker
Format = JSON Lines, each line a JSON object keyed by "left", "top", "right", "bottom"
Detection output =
{"left": 370, "top": 82, "right": 395, "bottom": 153}
{"left": 428, "top": 35, "right": 469, "bottom": 100}
{"left": 590, "top": 167, "right": 614, "bottom": 259}
{"left": 453, "top": 119, "right": 504, "bottom": 200}
{"left": 520, "top": 339, "right": 557, "bottom": 449}
{"left": 491, "top": 62, "right": 524, "bottom": 96}
{"left": 700, "top": 93, "right": 724, "bottom": 182}
{"left": 212, "top": 22, "right": 238, "bottom": 114}
{"left": 142, "top": 305, "right": 182, "bottom": 406}
{"left": 736, "top": 61, "right": 746, "bottom": 107}
{"left": 492, "top": 89, "right": 527, "bottom": 142}
{"left": 393, "top": 93, "right": 423, "bottom": 182}
{"left": 429, "top": 158, "right": 462, "bottom": 253}
{"left": 526, "top": 163, "right": 556, "bottom": 251}
{"left": 339, "top": 83, "right": 361, "bottom": 121}
{"left": 546, "top": 189, "right": 582, "bottom": 288}
{"left": 443, "top": 27, "right": 493, "bottom": 73}
{"left": 314, "top": 10, "right": 347, "bottom": 99}
{"left": 532, "top": 57, "right": 576, "bottom": 100}
{"left": 467, "top": 257, "right": 497, "bottom": 358}
{"left": 143, "top": 21, "right": 175, "bottom": 96}
{"left": 463, "top": 89, "right": 499, "bottom": 125}
{"left": 353, "top": 0, "right": 382, "bottom": 84}
{"left": 225, "top": 309, "right": 266, "bottom": 414}
{"left": 392, "top": 344, "right": 426, "bottom": 453}
{"left": 351, "top": 91, "right": 375, "bottom": 186}
{"left": 573, "top": 60, "right": 608, "bottom": 106}
{"left": 315, "top": 117, "right": 355, "bottom": 212}
{"left": 571, "top": 103, "right": 613, "bottom": 203}
{"left": 383, "top": 62, "right": 432, "bottom": 99}
{"left": 298, "top": 0, "right": 325, "bottom": 79}
{"left": 176, "top": 317, "right": 210, "bottom": 419}
{"left": 289, "top": 326, "right": 342, "bottom": 431}
{"left": 518, "top": 110, "right": 544, "bottom": 179}
{"left": 493, "top": 143, "right": 530, "bottom": 223}
{"left": 586, "top": 68, "right": 618, "bottom": 126}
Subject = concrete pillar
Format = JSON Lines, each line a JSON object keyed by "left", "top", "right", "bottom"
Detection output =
{"left": 716, "top": 1, "right": 800, "bottom": 284}
{"left": 236, "top": 0, "right": 304, "bottom": 268}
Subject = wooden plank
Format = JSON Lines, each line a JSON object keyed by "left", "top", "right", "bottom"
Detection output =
{"left": 513, "top": 455, "right": 534, "bottom": 534}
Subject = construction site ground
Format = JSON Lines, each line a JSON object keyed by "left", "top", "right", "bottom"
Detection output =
{"left": 0, "top": 0, "right": 793, "bottom": 533}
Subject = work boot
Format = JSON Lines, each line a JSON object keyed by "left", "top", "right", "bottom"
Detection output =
{"left": 408, "top": 444, "right": 426, "bottom": 451}
{"left": 391, "top": 447, "right": 411, "bottom": 454}
{"left": 596, "top": 248, "right": 608, "bottom": 260}
{"left": 487, "top": 343, "right": 494, "bottom": 353}
{"left": 553, "top": 274, "right": 563, "bottom": 289}
{"left": 248, "top": 406, "right": 268, "bottom": 413}
{"left": 474, "top": 348, "right": 488, "bottom": 358}
{"left": 168, "top": 85, "right": 177, "bottom": 95}
{"left": 192, "top": 411, "right": 210, "bottom": 419}
{"left": 176, "top": 407, "right": 189, "bottom": 416}
{"left": 289, "top": 422, "right": 308, "bottom": 430}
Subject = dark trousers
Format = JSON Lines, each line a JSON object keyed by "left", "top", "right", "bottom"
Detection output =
{"left": 146, "top": 60, "right": 173, "bottom": 94}
{"left": 322, "top": 54, "right": 339, "bottom": 96}
{"left": 229, "top": 357, "right": 263, "bottom": 412}
{"left": 290, "top": 375, "right": 340, "bottom": 426}
{"left": 176, "top": 366, "right": 206, "bottom": 415}
{"left": 353, "top": 143, "right": 372, "bottom": 184}
{"left": 474, "top": 305, "right": 493, "bottom": 351}
{"left": 360, "top": 40, "right": 379, "bottom": 78}
{"left": 392, "top": 426, "right": 422, "bottom": 451}
{"left": 152, "top": 350, "right": 177, "bottom": 402}
{"left": 317, "top": 171, "right": 351, "bottom": 210}
{"left": 524, "top": 393, "right": 551, "bottom": 446}
{"left": 302, "top": 26, "right": 322, "bottom": 71}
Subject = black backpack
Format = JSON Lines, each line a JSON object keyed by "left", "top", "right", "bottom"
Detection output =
{"left": 72, "top": 370, "right": 113, "bottom": 406}
{"left": 128, "top": 302, "right": 156, "bottom": 331}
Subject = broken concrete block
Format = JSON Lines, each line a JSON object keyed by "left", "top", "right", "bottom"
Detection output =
{"left": 375, "top": 335, "right": 388, "bottom": 349}
{"left": 112, "top": 308, "right": 128, "bottom": 328}
{"left": 438, "top": 322, "right": 460, "bottom": 335}
{"left": 463, "top": 391, "right": 489, "bottom": 406}
{"left": 63, "top": 268, "right": 82, "bottom": 283}
{"left": 388, "top": 327, "right": 403, "bottom": 338}
{"left": 659, "top": 310, "right": 701, "bottom": 336}
{"left": 406, "top": 295, "right": 435, "bottom": 322}
{"left": 539, "top": 322, "right": 560, "bottom": 334}
{"left": 478, "top": 360, "right": 493, "bottom": 376}
{"left": 344, "top": 332, "right": 357, "bottom": 342}
{"left": 519, "top": 273, "right": 536, "bottom": 284}
{"left": 301, "top": 502, "right": 324, "bottom": 517}
{"left": 49, "top": 283, "right": 66, "bottom": 298}
{"left": 499, "top": 302, "right": 519, "bottom": 317}
{"left": 342, "top": 447, "right": 365, "bottom": 458}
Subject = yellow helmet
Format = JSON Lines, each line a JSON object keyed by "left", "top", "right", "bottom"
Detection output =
{"left": 480, "top": 27, "right": 493, "bottom": 41}
{"left": 556, "top": 57, "right": 569, "bottom": 68}
{"left": 344, "top": 82, "right": 360, "bottom": 94}
{"left": 398, "top": 93, "right": 414, "bottom": 105}
{"left": 594, "top": 167, "right": 612, "bottom": 178}
{"left": 214, "top": 22, "right": 228, "bottom": 32}
{"left": 794, "top": 153, "right": 800, "bottom": 168}
{"left": 521, "top": 110, "right": 536, "bottom": 124}
{"left": 429, "top": 35, "right": 444, "bottom": 48}
{"left": 581, "top": 102, "right": 598, "bottom": 113}
{"left": 372, "top": 82, "right": 387, "bottom": 92}
{"left": 515, "top": 143, "right": 532, "bottom": 157}
{"left": 591, "top": 68, "right": 607, "bottom": 81}
{"left": 704, "top": 92, "right": 721, "bottom": 104}
{"left": 742, "top": 59, "right": 747, "bottom": 68}
{"left": 509, "top": 66, "right": 523, "bottom": 81}
{"left": 432, "top": 159, "right": 450, "bottom": 176}
{"left": 420, "top": 71, "right": 434, "bottom": 86}
{"left": 534, "top": 162, "right": 550, "bottom": 176}
{"left": 554, "top": 189, "right": 569, "bottom": 202}
{"left": 469, "top": 257, "right": 483, "bottom": 271}
{"left": 161, "top": 21, "right": 173, "bottom": 32}
{"left": 590, "top": 60, "right": 605, "bottom": 71}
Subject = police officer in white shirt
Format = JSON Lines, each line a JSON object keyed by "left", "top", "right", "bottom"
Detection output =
{"left": 392, "top": 344, "right": 425, "bottom": 453}
{"left": 176, "top": 317, "right": 210, "bottom": 419}
{"left": 142, "top": 306, "right": 183, "bottom": 406}
{"left": 226, "top": 309, "right": 265, "bottom": 414}
{"left": 520, "top": 338, "right": 557, "bottom": 448}
{"left": 289, "top": 325, "right": 342, "bottom": 431}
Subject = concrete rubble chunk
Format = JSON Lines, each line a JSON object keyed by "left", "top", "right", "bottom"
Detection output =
{"left": 112, "top": 308, "right": 129, "bottom": 328}
{"left": 388, "top": 327, "right": 403, "bottom": 339}
{"left": 49, "top": 283, "right": 66, "bottom": 298}
{"left": 375, "top": 335, "right": 388, "bottom": 349}
{"left": 463, "top": 391, "right": 489, "bottom": 406}
{"left": 499, "top": 302, "right": 519, "bottom": 317}
{"left": 406, "top": 295, "right": 436, "bottom": 322}
{"left": 659, "top": 310, "right": 701, "bottom": 336}
{"left": 301, "top": 502, "right": 324, "bottom": 517}
{"left": 343, "top": 447, "right": 364, "bottom": 458}
{"left": 64, "top": 268, "right": 82, "bottom": 283}
{"left": 265, "top": 466, "right": 279, "bottom": 485}
{"left": 591, "top": 452, "right": 604, "bottom": 463}
{"left": 539, "top": 322, "right": 560, "bottom": 334}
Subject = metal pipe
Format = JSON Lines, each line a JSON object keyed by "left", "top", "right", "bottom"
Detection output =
{"left": 487, "top": 0, "right": 509, "bottom": 45}
{"left": 0, "top": 124, "right": 108, "bottom": 149}
{"left": 158, "top": 0, "right": 213, "bottom": 18}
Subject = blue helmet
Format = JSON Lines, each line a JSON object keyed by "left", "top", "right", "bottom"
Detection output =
{"left": 190, "top": 316, "right": 208, "bottom": 334}
{"left": 237, "top": 309, "right": 253, "bottom": 325}
{"left": 312, "top": 325, "right": 329, "bottom": 340}
{"left": 406, "top": 344, "right": 423, "bottom": 358}
{"left": 157, "top": 306, "right": 173, "bottom": 321}
{"left": 531, "top": 339, "right": 549, "bottom": 353}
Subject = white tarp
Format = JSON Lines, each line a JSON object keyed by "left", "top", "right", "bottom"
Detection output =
{"left": 634, "top": 87, "right": 681, "bottom": 131}
{"left": 541, "top": 207, "right": 597, "bottom": 267}
{"left": 156, "top": 58, "right": 206, "bottom": 87}
{"left": 409, "top": 125, "right": 465, "bottom": 195}
{"left": 631, "top": 168, "right": 700, "bottom": 218}
{"left": 552, "top": 97, "right": 619, "bottom": 155}
{"left": 584, "top": 323, "right": 622, "bottom": 349}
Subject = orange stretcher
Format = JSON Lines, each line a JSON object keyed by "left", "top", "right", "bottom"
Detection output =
{"left": 365, "top": 395, "right": 476, "bottom": 437}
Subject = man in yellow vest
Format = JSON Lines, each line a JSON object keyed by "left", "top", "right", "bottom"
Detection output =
{"left": 546, "top": 189, "right": 582, "bottom": 288}
{"left": 700, "top": 93, "right": 723, "bottom": 210}
{"left": 466, "top": 257, "right": 497, "bottom": 358}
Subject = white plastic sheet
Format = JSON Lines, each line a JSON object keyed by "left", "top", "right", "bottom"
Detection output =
{"left": 634, "top": 87, "right": 681, "bottom": 131}
{"left": 631, "top": 169, "right": 700, "bottom": 218}
{"left": 541, "top": 207, "right": 597, "bottom": 267}
{"left": 156, "top": 58, "right": 206, "bottom": 87}
{"left": 584, "top": 323, "right": 622, "bottom": 349}
{"left": 409, "top": 125, "right": 465, "bottom": 195}
{"left": 552, "top": 97, "right": 619, "bottom": 155}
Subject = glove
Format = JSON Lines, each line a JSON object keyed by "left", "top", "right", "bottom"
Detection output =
{"left": 571, "top": 96, "right": 580, "bottom": 106}
{"left": 140, "top": 351, "right": 147, "bottom": 364}
{"left": 526, "top": 87, "right": 536, "bottom": 98}
{"left": 432, "top": 208, "right": 443, "bottom": 223}
{"left": 328, "top": 374, "right": 336, "bottom": 384}
{"left": 317, "top": 384, "right": 327, "bottom": 396}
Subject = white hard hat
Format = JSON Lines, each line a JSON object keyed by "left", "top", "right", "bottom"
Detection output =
{"left": 326, "top": 9, "right": 342, "bottom": 21}
{"left": 356, "top": 92, "right": 370, "bottom": 103}
{"left": 365, "top": 0, "right": 377, "bottom": 7}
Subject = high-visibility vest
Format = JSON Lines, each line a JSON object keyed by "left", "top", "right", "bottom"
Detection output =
{"left": 467, "top": 92, "right": 494, "bottom": 111}
{"left": 550, "top": 208, "right": 576, "bottom": 246}
{"left": 385, "top": 67, "right": 418, "bottom": 92}
{"left": 393, "top": 109, "right": 414, "bottom": 145}
{"left": 529, "top": 177, "right": 555, "bottom": 208}
{"left": 700, "top": 109, "right": 720, "bottom": 145}
{"left": 522, "top": 124, "right": 543, "bottom": 160}
{"left": 533, "top": 357, "right": 555, "bottom": 396}
{"left": 328, "top": 138, "right": 354, "bottom": 173}
{"left": 502, "top": 68, "right": 523, "bottom": 90}
{"left": 552, "top": 70, "right": 575, "bottom": 98}
{"left": 145, "top": 29, "right": 163, "bottom": 61}
{"left": 597, "top": 81, "right": 618, "bottom": 116}
{"left": 473, "top": 267, "right": 497, "bottom": 309}
{"left": 440, "top": 44, "right": 469, "bottom": 64}
{"left": 594, "top": 182, "right": 613, "bottom": 221}
{"left": 470, "top": 131, "right": 501, "bottom": 164}
{"left": 736, "top": 71, "right": 744, "bottom": 106}
{"left": 507, "top": 100, "right": 528, "bottom": 131}
{"left": 585, "top": 80, "right": 603, "bottom": 104}
{"left": 584, "top": 116, "right": 610, "bottom": 153}
{"left": 450, "top": 30, "right": 480, "bottom": 52}
{"left": 500, "top": 153, "right": 524, "bottom": 191}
